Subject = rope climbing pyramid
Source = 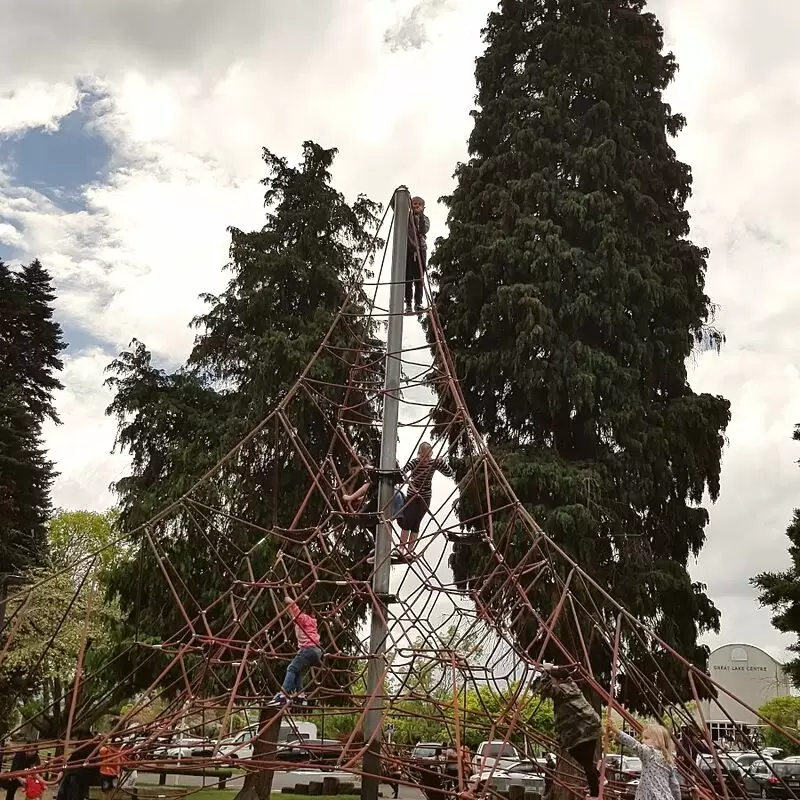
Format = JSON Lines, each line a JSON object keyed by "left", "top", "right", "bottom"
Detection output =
{"left": 1, "top": 187, "right": 797, "bottom": 800}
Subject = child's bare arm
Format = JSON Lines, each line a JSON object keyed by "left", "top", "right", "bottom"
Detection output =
{"left": 342, "top": 482, "right": 369, "bottom": 504}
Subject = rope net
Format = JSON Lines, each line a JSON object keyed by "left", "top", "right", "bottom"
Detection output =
{"left": 0, "top": 189, "right": 795, "bottom": 800}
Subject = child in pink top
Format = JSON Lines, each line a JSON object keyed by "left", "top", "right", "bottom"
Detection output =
{"left": 268, "top": 592, "right": 323, "bottom": 707}
{"left": 24, "top": 775, "right": 46, "bottom": 800}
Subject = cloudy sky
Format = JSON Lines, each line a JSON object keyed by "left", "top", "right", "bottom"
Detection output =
{"left": 1, "top": 0, "right": 799, "bottom": 665}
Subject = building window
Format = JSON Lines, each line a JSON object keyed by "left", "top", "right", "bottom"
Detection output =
{"left": 731, "top": 647, "right": 748, "bottom": 662}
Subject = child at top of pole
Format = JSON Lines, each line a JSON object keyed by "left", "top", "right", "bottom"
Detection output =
{"left": 607, "top": 719, "right": 681, "bottom": 800}
{"left": 397, "top": 441, "right": 454, "bottom": 559}
{"left": 390, "top": 191, "right": 430, "bottom": 316}
{"left": 406, "top": 196, "right": 430, "bottom": 315}
{"left": 267, "top": 586, "right": 323, "bottom": 708}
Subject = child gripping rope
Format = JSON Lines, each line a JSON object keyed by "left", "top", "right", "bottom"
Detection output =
{"left": 535, "top": 664, "right": 602, "bottom": 800}
{"left": 607, "top": 720, "right": 681, "bottom": 800}
{"left": 397, "top": 442, "right": 454, "bottom": 559}
{"left": 337, "top": 459, "right": 406, "bottom": 564}
{"left": 268, "top": 588, "right": 323, "bottom": 708}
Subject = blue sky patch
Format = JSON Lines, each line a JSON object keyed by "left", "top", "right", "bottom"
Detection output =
{"left": 61, "top": 325, "right": 109, "bottom": 356}
{"left": 0, "top": 86, "right": 117, "bottom": 354}
{"left": 0, "top": 88, "right": 112, "bottom": 214}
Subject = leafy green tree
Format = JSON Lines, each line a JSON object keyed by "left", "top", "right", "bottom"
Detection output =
{"left": 752, "top": 425, "right": 800, "bottom": 686}
{"left": 460, "top": 684, "right": 554, "bottom": 751}
{"left": 757, "top": 696, "right": 800, "bottom": 756}
{"left": 385, "top": 621, "right": 554, "bottom": 750}
{"left": 385, "top": 683, "right": 554, "bottom": 751}
{"left": 104, "top": 142, "right": 384, "bottom": 800}
{"left": 0, "top": 259, "right": 65, "bottom": 575}
{"left": 391, "top": 621, "right": 486, "bottom": 698}
{"left": 0, "top": 510, "right": 122, "bottom": 740}
{"left": 430, "top": 0, "right": 730, "bottom": 712}
{"left": 49, "top": 508, "right": 122, "bottom": 581}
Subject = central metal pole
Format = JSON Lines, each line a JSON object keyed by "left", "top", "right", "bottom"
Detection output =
{"left": 361, "top": 186, "right": 409, "bottom": 800}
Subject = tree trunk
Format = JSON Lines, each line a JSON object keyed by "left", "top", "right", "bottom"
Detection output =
{"left": 233, "top": 707, "right": 281, "bottom": 800}
{"left": 0, "top": 695, "right": 15, "bottom": 742}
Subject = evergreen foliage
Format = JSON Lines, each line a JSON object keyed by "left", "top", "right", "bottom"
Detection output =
{"left": 103, "top": 141, "right": 383, "bottom": 721}
{"left": 752, "top": 425, "right": 800, "bottom": 687}
{"left": 430, "top": 0, "right": 730, "bottom": 711}
{"left": 0, "top": 259, "right": 65, "bottom": 574}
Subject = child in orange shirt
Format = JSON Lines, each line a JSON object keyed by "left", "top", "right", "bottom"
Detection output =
{"left": 98, "top": 741, "right": 121, "bottom": 799}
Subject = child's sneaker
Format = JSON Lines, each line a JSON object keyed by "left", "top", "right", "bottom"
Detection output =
{"left": 404, "top": 304, "right": 413, "bottom": 315}
{"left": 266, "top": 692, "right": 288, "bottom": 707}
{"left": 414, "top": 304, "right": 425, "bottom": 314}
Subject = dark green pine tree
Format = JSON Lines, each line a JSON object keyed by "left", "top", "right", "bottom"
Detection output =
{"left": 104, "top": 142, "right": 383, "bottom": 800}
{"left": 752, "top": 425, "right": 800, "bottom": 687}
{"left": 430, "top": 0, "right": 731, "bottom": 711}
{"left": 18, "top": 260, "right": 66, "bottom": 423}
{"left": 0, "top": 259, "right": 64, "bottom": 575}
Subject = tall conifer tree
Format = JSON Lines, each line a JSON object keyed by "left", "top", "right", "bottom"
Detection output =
{"left": 105, "top": 143, "right": 383, "bottom": 800}
{"left": 0, "top": 259, "right": 64, "bottom": 574}
{"left": 753, "top": 424, "right": 800, "bottom": 687}
{"left": 431, "top": 0, "right": 730, "bottom": 709}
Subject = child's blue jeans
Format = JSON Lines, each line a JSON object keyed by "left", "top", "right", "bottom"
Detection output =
{"left": 391, "top": 490, "right": 405, "bottom": 519}
{"left": 282, "top": 646, "right": 323, "bottom": 693}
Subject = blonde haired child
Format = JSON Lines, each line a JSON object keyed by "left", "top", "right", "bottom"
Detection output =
{"left": 608, "top": 721, "right": 680, "bottom": 800}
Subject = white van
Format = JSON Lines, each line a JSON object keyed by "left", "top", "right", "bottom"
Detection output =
{"left": 214, "top": 720, "right": 318, "bottom": 759}
{"left": 472, "top": 740, "right": 527, "bottom": 773}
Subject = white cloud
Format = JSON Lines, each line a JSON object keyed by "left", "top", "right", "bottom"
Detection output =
{"left": 384, "top": 0, "right": 453, "bottom": 52}
{"left": 0, "top": 82, "right": 79, "bottom": 135}
{"left": 0, "top": 220, "right": 23, "bottom": 246}
{"left": 43, "top": 348, "right": 127, "bottom": 512}
{"left": 1, "top": 0, "right": 799, "bottom": 666}
{"left": 1, "top": 151, "right": 265, "bottom": 361}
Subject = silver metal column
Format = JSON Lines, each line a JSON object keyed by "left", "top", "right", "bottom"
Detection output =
{"left": 361, "top": 186, "right": 409, "bottom": 800}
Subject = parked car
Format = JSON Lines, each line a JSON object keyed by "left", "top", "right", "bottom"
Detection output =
{"left": 736, "top": 752, "right": 775, "bottom": 770}
{"left": 408, "top": 742, "right": 452, "bottom": 784}
{"left": 411, "top": 742, "right": 448, "bottom": 763}
{"left": 468, "top": 760, "right": 545, "bottom": 796}
{"left": 472, "top": 740, "right": 527, "bottom": 773}
{"left": 197, "top": 721, "right": 317, "bottom": 759}
{"left": 696, "top": 754, "right": 748, "bottom": 798}
{"left": 603, "top": 754, "right": 643, "bottom": 783}
{"left": 274, "top": 738, "right": 344, "bottom": 765}
{"left": 743, "top": 760, "right": 800, "bottom": 798}
{"left": 154, "top": 736, "right": 211, "bottom": 759}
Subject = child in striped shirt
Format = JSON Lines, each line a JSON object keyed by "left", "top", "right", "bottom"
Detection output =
{"left": 398, "top": 442, "right": 454, "bottom": 558}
